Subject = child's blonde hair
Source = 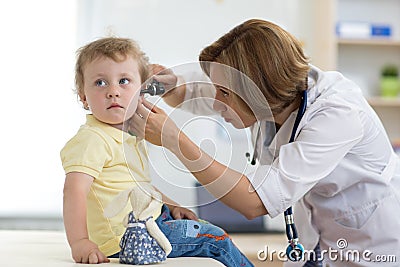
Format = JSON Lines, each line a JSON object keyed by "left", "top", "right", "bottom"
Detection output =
{"left": 75, "top": 37, "right": 150, "bottom": 97}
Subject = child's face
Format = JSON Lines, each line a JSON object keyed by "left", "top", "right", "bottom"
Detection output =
{"left": 80, "top": 56, "right": 142, "bottom": 127}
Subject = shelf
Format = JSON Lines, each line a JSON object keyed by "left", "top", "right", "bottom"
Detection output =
{"left": 337, "top": 38, "right": 400, "bottom": 47}
{"left": 335, "top": 0, "right": 400, "bottom": 147}
{"left": 367, "top": 96, "right": 400, "bottom": 107}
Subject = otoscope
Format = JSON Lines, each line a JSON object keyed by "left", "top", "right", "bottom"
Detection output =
{"left": 140, "top": 80, "right": 165, "bottom": 96}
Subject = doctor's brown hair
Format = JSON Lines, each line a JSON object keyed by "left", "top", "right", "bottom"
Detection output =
{"left": 199, "top": 19, "right": 310, "bottom": 115}
{"left": 75, "top": 37, "right": 150, "bottom": 108}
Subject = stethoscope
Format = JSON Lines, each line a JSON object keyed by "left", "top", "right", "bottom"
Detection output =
{"left": 247, "top": 90, "right": 307, "bottom": 261}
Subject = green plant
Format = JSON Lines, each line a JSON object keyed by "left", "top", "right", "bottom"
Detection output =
{"left": 381, "top": 64, "right": 399, "bottom": 77}
{"left": 380, "top": 64, "right": 400, "bottom": 97}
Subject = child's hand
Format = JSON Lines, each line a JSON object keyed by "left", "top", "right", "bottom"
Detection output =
{"left": 70, "top": 238, "right": 110, "bottom": 264}
{"left": 170, "top": 206, "right": 199, "bottom": 221}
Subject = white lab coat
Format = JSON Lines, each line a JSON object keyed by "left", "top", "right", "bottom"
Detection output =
{"left": 179, "top": 65, "right": 400, "bottom": 266}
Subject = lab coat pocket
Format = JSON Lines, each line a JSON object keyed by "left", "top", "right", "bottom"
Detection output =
{"left": 334, "top": 201, "right": 378, "bottom": 230}
{"left": 327, "top": 195, "right": 400, "bottom": 266}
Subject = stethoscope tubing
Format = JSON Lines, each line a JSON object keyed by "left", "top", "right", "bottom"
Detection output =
{"left": 283, "top": 90, "right": 307, "bottom": 261}
{"left": 246, "top": 90, "right": 307, "bottom": 260}
{"left": 285, "top": 90, "right": 307, "bottom": 240}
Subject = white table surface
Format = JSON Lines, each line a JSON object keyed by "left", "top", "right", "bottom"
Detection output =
{"left": 0, "top": 230, "right": 224, "bottom": 267}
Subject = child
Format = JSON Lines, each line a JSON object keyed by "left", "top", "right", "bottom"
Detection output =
{"left": 60, "top": 37, "right": 253, "bottom": 267}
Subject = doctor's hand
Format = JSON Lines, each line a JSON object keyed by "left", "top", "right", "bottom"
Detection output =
{"left": 151, "top": 64, "right": 178, "bottom": 93}
{"left": 151, "top": 64, "right": 186, "bottom": 107}
{"left": 130, "top": 99, "right": 181, "bottom": 150}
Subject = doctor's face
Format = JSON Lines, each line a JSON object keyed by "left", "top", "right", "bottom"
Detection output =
{"left": 210, "top": 66, "right": 256, "bottom": 129}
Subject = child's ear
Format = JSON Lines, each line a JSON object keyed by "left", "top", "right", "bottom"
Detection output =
{"left": 79, "top": 93, "right": 89, "bottom": 110}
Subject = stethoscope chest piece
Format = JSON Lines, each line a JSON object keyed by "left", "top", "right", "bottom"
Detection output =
{"left": 286, "top": 239, "right": 305, "bottom": 261}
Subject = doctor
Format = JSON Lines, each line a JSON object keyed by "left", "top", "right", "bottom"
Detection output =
{"left": 132, "top": 19, "right": 400, "bottom": 266}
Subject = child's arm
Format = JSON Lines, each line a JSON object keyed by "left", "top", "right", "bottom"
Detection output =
{"left": 63, "top": 172, "right": 110, "bottom": 264}
{"left": 154, "top": 187, "right": 198, "bottom": 220}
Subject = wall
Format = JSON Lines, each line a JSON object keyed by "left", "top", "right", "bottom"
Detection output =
{"left": 77, "top": 0, "right": 302, "bottom": 66}
{"left": 0, "top": 0, "right": 78, "bottom": 217}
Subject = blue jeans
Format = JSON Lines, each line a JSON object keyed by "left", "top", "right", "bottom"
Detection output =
{"left": 155, "top": 205, "right": 254, "bottom": 267}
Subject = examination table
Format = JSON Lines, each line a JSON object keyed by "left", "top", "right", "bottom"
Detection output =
{"left": 0, "top": 230, "right": 224, "bottom": 266}
{"left": 0, "top": 230, "right": 286, "bottom": 266}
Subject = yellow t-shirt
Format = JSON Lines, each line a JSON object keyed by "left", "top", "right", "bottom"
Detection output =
{"left": 60, "top": 114, "right": 162, "bottom": 256}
